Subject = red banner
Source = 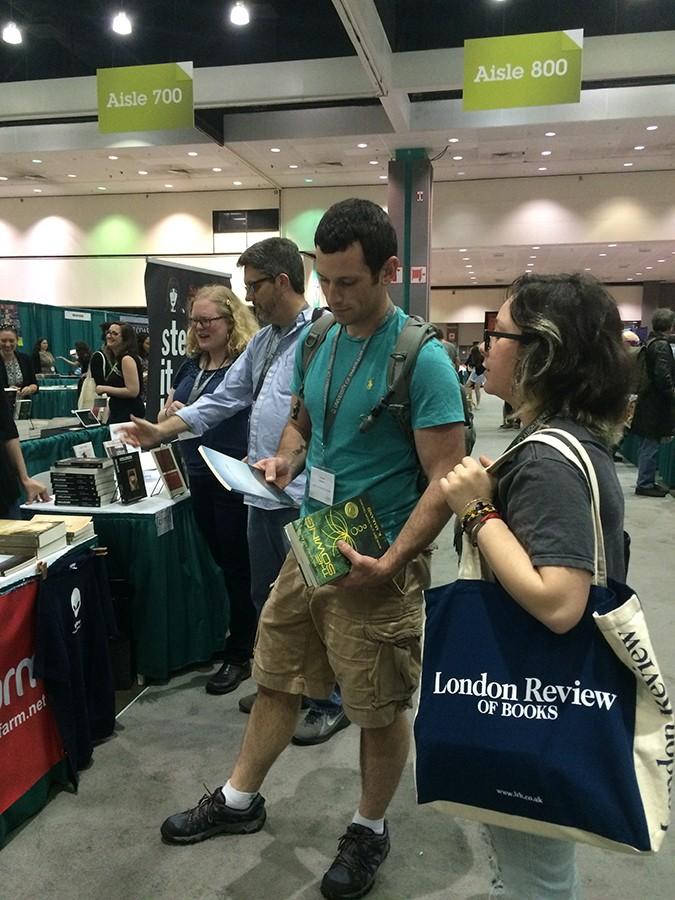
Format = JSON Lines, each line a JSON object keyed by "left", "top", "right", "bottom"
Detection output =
{"left": 0, "top": 581, "right": 63, "bottom": 813}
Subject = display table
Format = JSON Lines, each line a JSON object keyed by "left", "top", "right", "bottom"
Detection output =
{"left": 31, "top": 385, "right": 80, "bottom": 419}
{"left": 37, "top": 376, "right": 80, "bottom": 387}
{"left": 29, "top": 475, "right": 227, "bottom": 681}
{"left": 21, "top": 425, "right": 110, "bottom": 477}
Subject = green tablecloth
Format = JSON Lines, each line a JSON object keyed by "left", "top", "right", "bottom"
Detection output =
{"left": 22, "top": 426, "right": 110, "bottom": 477}
{"left": 38, "top": 376, "right": 80, "bottom": 387}
{"left": 91, "top": 499, "right": 227, "bottom": 680}
{"left": 32, "top": 387, "right": 80, "bottom": 419}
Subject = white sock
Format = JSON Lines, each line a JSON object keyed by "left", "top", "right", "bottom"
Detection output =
{"left": 222, "top": 780, "right": 255, "bottom": 809}
{"left": 352, "top": 811, "right": 385, "bottom": 835}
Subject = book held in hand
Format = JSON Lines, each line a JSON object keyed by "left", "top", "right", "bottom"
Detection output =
{"left": 198, "top": 446, "right": 298, "bottom": 507}
{"left": 284, "top": 494, "right": 389, "bottom": 587}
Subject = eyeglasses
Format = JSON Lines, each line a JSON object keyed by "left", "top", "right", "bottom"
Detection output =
{"left": 188, "top": 316, "right": 226, "bottom": 328}
{"left": 483, "top": 330, "right": 531, "bottom": 351}
{"left": 244, "top": 275, "right": 274, "bottom": 295}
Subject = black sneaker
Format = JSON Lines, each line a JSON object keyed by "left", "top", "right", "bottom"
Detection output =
{"left": 635, "top": 485, "right": 669, "bottom": 497}
{"left": 321, "top": 823, "right": 390, "bottom": 899}
{"left": 292, "top": 708, "right": 350, "bottom": 746}
{"left": 206, "top": 661, "right": 251, "bottom": 695}
{"left": 160, "top": 787, "right": 266, "bottom": 845}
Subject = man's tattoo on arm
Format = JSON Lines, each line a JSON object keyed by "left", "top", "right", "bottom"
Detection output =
{"left": 291, "top": 398, "right": 301, "bottom": 420}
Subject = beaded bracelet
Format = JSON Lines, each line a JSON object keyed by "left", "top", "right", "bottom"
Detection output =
{"left": 467, "top": 511, "right": 502, "bottom": 547}
{"left": 461, "top": 501, "right": 498, "bottom": 534}
{"left": 460, "top": 496, "right": 493, "bottom": 522}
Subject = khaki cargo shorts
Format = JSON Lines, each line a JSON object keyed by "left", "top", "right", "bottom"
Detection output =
{"left": 252, "top": 549, "right": 432, "bottom": 729}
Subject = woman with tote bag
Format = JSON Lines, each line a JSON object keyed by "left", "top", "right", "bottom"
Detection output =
{"left": 418, "top": 274, "right": 672, "bottom": 898}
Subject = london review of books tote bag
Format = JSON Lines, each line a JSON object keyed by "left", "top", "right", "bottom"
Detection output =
{"left": 414, "top": 429, "right": 673, "bottom": 853}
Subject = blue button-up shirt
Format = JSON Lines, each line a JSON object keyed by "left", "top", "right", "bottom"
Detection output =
{"left": 177, "top": 306, "right": 312, "bottom": 509}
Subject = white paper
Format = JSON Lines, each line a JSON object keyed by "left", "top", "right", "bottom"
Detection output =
{"left": 198, "top": 446, "right": 298, "bottom": 507}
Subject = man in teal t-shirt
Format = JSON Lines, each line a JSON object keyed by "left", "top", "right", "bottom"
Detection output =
{"left": 160, "top": 198, "right": 466, "bottom": 900}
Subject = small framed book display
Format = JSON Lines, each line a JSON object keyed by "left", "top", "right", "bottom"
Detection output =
{"left": 112, "top": 451, "right": 147, "bottom": 505}
{"left": 151, "top": 445, "right": 188, "bottom": 498}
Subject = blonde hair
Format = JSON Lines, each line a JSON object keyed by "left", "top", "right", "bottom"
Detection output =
{"left": 186, "top": 285, "right": 258, "bottom": 359}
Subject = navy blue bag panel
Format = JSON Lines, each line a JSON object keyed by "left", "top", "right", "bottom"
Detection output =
{"left": 414, "top": 575, "right": 652, "bottom": 851}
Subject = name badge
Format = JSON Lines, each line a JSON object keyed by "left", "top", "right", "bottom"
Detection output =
{"left": 309, "top": 466, "right": 335, "bottom": 505}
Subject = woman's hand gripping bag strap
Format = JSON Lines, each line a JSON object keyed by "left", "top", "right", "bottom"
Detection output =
{"left": 413, "top": 427, "right": 673, "bottom": 853}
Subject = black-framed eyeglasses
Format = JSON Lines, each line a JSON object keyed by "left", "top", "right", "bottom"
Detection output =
{"left": 188, "top": 315, "right": 226, "bottom": 328}
{"left": 483, "top": 330, "right": 531, "bottom": 352}
{"left": 244, "top": 275, "right": 274, "bottom": 295}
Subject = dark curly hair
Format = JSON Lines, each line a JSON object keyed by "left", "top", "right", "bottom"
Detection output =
{"left": 508, "top": 273, "right": 630, "bottom": 444}
{"left": 314, "top": 198, "right": 397, "bottom": 279}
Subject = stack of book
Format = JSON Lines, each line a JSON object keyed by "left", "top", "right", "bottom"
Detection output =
{"left": 0, "top": 518, "right": 68, "bottom": 576}
{"left": 29, "top": 513, "right": 96, "bottom": 544}
{"left": 50, "top": 457, "right": 116, "bottom": 507}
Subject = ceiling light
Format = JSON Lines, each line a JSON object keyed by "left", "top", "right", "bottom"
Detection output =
{"left": 538, "top": 167, "right": 547, "bottom": 171}
{"left": 67, "top": 174, "right": 77, "bottom": 178}
{"left": 232, "top": 180, "right": 242, "bottom": 186}
{"left": 541, "top": 150, "right": 552, "bottom": 156}
{"left": 288, "top": 164, "right": 299, "bottom": 169}
{"left": 599, "top": 253, "right": 607, "bottom": 257}
{"left": 529, "top": 255, "right": 537, "bottom": 259}
{"left": 646, "top": 266, "right": 653, "bottom": 270}
{"left": 623, "top": 162, "right": 634, "bottom": 167}
{"left": 531, "top": 246, "right": 540, "bottom": 250}
{"left": 378, "top": 175, "right": 387, "bottom": 180}
{"left": 462, "top": 257, "right": 470, "bottom": 261}
{"left": 368, "top": 160, "right": 378, "bottom": 165}
{"left": 32, "top": 159, "right": 42, "bottom": 164}
{"left": 0, "top": 176, "right": 7, "bottom": 181}
{"left": 459, "top": 249, "right": 467, "bottom": 252}
{"left": 448, "top": 138, "right": 459, "bottom": 143}
{"left": 646, "top": 124, "right": 658, "bottom": 131}
{"left": 357, "top": 143, "right": 368, "bottom": 149}
{"left": 108, "top": 154, "right": 119, "bottom": 160}
{"left": 112, "top": 12, "right": 132, "bottom": 35}
{"left": 635, "top": 272, "right": 643, "bottom": 276}
{"left": 658, "top": 259, "right": 666, "bottom": 263}
{"left": 137, "top": 169, "right": 148, "bottom": 175}
{"left": 33, "top": 188, "right": 42, "bottom": 193}
{"left": 230, "top": 2, "right": 250, "bottom": 26}
{"left": 627, "top": 277, "right": 633, "bottom": 281}
{"left": 212, "top": 167, "right": 222, "bottom": 173}
{"left": 457, "top": 171, "right": 465, "bottom": 176}
{"left": 465, "top": 265, "right": 472, "bottom": 268}
{"left": 270, "top": 147, "right": 281, "bottom": 153}
{"left": 608, "top": 243, "right": 617, "bottom": 247}
{"left": 164, "top": 184, "right": 173, "bottom": 188}
{"left": 304, "top": 178, "right": 313, "bottom": 183}
{"left": 584, "top": 267, "right": 591, "bottom": 271}
{"left": 452, "top": 155, "right": 463, "bottom": 161}
{"left": 545, "top": 131, "right": 556, "bottom": 137}
{"left": 633, "top": 145, "right": 645, "bottom": 151}
{"left": 97, "top": 186, "right": 107, "bottom": 191}
{"left": 2, "top": 22, "right": 22, "bottom": 45}
{"left": 187, "top": 151, "right": 198, "bottom": 157}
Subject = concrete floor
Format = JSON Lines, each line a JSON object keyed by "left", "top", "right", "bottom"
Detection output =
{"left": 3, "top": 392, "right": 674, "bottom": 899}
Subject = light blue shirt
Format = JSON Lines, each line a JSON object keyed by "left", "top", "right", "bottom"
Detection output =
{"left": 178, "top": 306, "right": 312, "bottom": 509}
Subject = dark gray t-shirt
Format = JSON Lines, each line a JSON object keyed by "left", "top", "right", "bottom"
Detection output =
{"left": 495, "top": 419, "right": 625, "bottom": 583}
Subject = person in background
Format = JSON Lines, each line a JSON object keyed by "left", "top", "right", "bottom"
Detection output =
{"left": 59, "top": 341, "right": 92, "bottom": 381}
{"left": 466, "top": 342, "right": 486, "bottom": 408}
{"left": 0, "top": 390, "right": 49, "bottom": 517}
{"left": 631, "top": 307, "right": 675, "bottom": 497}
{"left": 93, "top": 323, "right": 145, "bottom": 424}
{"left": 0, "top": 324, "right": 38, "bottom": 398}
{"left": 441, "top": 272, "right": 629, "bottom": 900}
{"left": 137, "top": 332, "right": 150, "bottom": 394}
{"left": 31, "top": 338, "right": 57, "bottom": 375}
{"left": 158, "top": 286, "right": 258, "bottom": 695}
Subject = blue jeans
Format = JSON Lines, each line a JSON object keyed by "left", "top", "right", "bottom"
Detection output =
{"left": 636, "top": 436, "right": 660, "bottom": 489}
{"left": 247, "top": 504, "right": 341, "bottom": 714}
{"left": 487, "top": 826, "right": 581, "bottom": 900}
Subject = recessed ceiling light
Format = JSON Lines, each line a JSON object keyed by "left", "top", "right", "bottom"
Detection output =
{"left": 459, "top": 249, "right": 467, "bottom": 253}
{"left": 289, "top": 164, "right": 298, "bottom": 169}
{"left": 378, "top": 175, "right": 387, "bottom": 180}
{"left": 544, "top": 131, "right": 556, "bottom": 137}
{"left": 357, "top": 143, "right": 368, "bottom": 149}
{"left": 33, "top": 188, "right": 42, "bottom": 193}
{"left": 304, "top": 178, "right": 313, "bottom": 183}
{"left": 448, "top": 137, "right": 459, "bottom": 143}
{"left": 32, "top": 159, "right": 42, "bottom": 164}
{"left": 627, "top": 277, "right": 633, "bottom": 281}
{"left": 67, "top": 173, "right": 77, "bottom": 178}
{"left": 646, "top": 266, "right": 653, "bottom": 270}
{"left": 633, "top": 145, "right": 645, "bottom": 151}
{"left": 623, "top": 162, "right": 634, "bottom": 167}
{"left": 465, "top": 265, "right": 472, "bottom": 268}
{"left": 599, "top": 253, "right": 607, "bottom": 257}
{"left": 635, "top": 272, "right": 643, "bottom": 276}
{"left": 212, "top": 167, "right": 222, "bottom": 173}
{"left": 0, "top": 176, "right": 7, "bottom": 181}
{"left": 658, "top": 258, "right": 666, "bottom": 263}
{"left": 164, "top": 184, "right": 173, "bottom": 188}
{"left": 97, "top": 186, "right": 106, "bottom": 191}
{"left": 529, "top": 255, "right": 537, "bottom": 259}
{"left": 541, "top": 150, "right": 552, "bottom": 156}
{"left": 138, "top": 170, "right": 148, "bottom": 175}
{"left": 187, "top": 151, "right": 198, "bottom": 157}
{"left": 462, "top": 257, "right": 470, "bottom": 261}
{"left": 270, "top": 147, "right": 281, "bottom": 153}
{"left": 646, "top": 124, "right": 658, "bottom": 131}
{"left": 527, "top": 263, "right": 534, "bottom": 267}
{"left": 608, "top": 243, "right": 617, "bottom": 247}
{"left": 538, "top": 167, "right": 547, "bottom": 171}
{"left": 233, "top": 180, "right": 242, "bottom": 186}
{"left": 2, "top": 22, "right": 22, "bottom": 44}
{"left": 452, "top": 155, "right": 463, "bottom": 161}
{"left": 230, "top": 2, "right": 250, "bottom": 26}
{"left": 584, "top": 267, "right": 592, "bottom": 271}
{"left": 457, "top": 171, "right": 465, "bottom": 176}
{"left": 369, "top": 160, "right": 378, "bottom": 165}
{"left": 108, "top": 155, "right": 119, "bottom": 160}
{"left": 112, "top": 11, "right": 132, "bottom": 35}
{"left": 531, "top": 246, "right": 540, "bottom": 250}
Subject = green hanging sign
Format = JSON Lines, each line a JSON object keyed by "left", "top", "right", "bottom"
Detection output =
{"left": 463, "top": 30, "right": 583, "bottom": 111}
{"left": 97, "top": 62, "right": 194, "bottom": 133}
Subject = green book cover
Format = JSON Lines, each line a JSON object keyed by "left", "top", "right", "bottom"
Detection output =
{"left": 284, "top": 494, "right": 389, "bottom": 587}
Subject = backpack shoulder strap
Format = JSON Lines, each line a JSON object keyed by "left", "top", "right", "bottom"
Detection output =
{"left": 298, "top": 310, "right": 336, "bottom": 397}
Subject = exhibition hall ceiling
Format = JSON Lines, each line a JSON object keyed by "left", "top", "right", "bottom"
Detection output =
{"left": 0, "top": 0, "right": 674, "bottom": 286}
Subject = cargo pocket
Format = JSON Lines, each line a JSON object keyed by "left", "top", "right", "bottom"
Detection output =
{"left": 364, "top": 612, "right": 423, "bottom": 707}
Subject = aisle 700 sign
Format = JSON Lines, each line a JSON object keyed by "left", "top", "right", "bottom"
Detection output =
{"left": 97, "top": 62, "right": 194, "bottom": 133}
{"left": 463, "top": 30, "right": 583, "bottom": 111}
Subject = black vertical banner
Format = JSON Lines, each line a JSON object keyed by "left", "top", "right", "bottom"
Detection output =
{"left": 144, "top": 260, "right": 231, "bottom": 421}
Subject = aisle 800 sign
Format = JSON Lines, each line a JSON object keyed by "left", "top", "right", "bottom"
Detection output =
{"left": 463, "top": 30, "right": 583, "bottom": 111}
{"left": 97, "top": 62, "right": 194, "bottom": 133}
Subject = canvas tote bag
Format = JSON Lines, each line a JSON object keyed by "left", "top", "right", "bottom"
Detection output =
{"left": 414, "top": 428, "right": 673, "bottom": 853}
